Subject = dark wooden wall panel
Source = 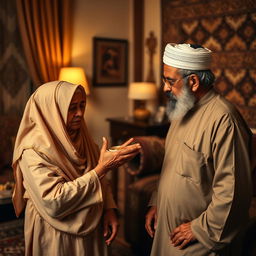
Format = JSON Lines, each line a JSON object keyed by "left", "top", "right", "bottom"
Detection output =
{"left": 133, "top": 0, "right": 144, "bottom": 82}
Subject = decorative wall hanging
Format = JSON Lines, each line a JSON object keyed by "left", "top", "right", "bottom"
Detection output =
{"left": 145, "top": 31, "right": 157, "bottom": 83}
{"left": 162, "top": 0, "right": 256, "bottom": 127}
{"left": 0, "top": 0, "right": 30, "bottom": 114}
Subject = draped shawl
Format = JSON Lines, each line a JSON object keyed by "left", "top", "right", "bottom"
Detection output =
{"left": 12, "top": 81, "right": 103, "bottom": 235}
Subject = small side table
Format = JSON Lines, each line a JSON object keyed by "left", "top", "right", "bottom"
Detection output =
{"left": 106, "top": 117, "right": 170, "bottom": 143}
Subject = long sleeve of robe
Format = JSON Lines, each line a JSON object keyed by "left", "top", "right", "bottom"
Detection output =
{"left": 150, "top": 89, "right": 252, "bottom": 256}
{"left": 190, "top": 112, "right": 252, "bottom": 251}
{"left": 19, "top": 148, "right": 116, "bottom": 256}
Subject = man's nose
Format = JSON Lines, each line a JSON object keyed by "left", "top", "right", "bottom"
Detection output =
{"left": 163, "top": 82, "right": 171, "bottom": 93}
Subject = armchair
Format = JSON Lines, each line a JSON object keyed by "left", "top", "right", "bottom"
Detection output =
{"left": 124, "top": 136, "right": 165, "bottom": 256}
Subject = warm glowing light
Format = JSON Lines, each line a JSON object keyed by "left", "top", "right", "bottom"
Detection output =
{"left": 128, "top": 82, "right": 157, "bottom": 121}
{"left": 59, "top": 67, "right": 90, "bottom": 95}
{"left": 128, "top": 82, "right": 157, "bottom": 100}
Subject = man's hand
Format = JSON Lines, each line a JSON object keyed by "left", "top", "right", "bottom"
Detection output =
{"left": 170, "top": 222, "right": 196, "bottom": 249}
{"left": 103, "top": 209, "right": 119, "bottom": 246}
{"left": 145, "top": 206, "right": 157, "bottom": 238}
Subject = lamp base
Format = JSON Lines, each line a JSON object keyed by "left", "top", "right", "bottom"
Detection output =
{"left": 133, "top": 108, "right": 151, "bottom": 122}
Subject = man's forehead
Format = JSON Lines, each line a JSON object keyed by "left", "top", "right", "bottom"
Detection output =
{"left": 163, "top": 64, "right": 179, "bottom": 75}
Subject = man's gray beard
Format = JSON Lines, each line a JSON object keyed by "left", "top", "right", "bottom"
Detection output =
{"left": 166, "top": 84, "right": 196, "bottom": 121}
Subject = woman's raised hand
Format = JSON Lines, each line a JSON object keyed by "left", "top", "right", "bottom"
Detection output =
{"left": 94, "top": 137, "right": 141, "bottom": 178}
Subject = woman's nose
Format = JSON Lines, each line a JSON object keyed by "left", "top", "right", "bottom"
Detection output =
{"left": 76, "top": 107, "right": 83, "bottom": 116}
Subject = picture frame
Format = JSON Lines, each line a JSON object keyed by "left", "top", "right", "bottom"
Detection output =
{"left": 93, "top": 37, "right": 128, "bottom": 86}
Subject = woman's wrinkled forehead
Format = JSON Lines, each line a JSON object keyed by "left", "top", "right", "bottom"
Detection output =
{"left": 69, "top": 87, "right": 86, "bottom": 106}
{"left": 72, "top": 86, "right": 86, "bottom": 99}
{"left": 55, "top": 82, "right": 82, "bottom": 123}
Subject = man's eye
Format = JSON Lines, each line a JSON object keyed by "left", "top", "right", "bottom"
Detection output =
{"left": 167, "top": 79, "right": 175, "bottom": 85}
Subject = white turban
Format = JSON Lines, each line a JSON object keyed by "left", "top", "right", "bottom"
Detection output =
{"left": 163, "top": 43, "right": 212, "bottom": 70}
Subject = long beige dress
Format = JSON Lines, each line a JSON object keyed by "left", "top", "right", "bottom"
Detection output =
{"left": 12, "top": 81, "right": 116, "bottom": 256}
{"left": 150, "top": 89, "right": 253, "bottom": 256}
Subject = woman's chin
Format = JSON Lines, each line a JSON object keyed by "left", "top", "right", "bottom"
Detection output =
{"left": 67, "top": 126, "right": 81, "bottom": 137}
{"left": 68, "top": 123, "right": 81, "bottom": 131}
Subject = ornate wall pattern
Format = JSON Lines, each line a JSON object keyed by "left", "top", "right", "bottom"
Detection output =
{"left": 162, "top": 0, "right": 256, "bottom": 127}
{"left": 0, "top": 0, "right": 30, "bottom": 115}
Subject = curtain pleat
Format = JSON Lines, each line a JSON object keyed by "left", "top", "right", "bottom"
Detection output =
{"left": 16, "top": 0, "right": 72, "bottom": 88}
{"left": 62, "top": 0, "right": 72, "bottom": 67}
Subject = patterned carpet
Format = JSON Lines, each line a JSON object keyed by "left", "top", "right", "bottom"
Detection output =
{"left": 0, "top": 219, "right": 24, "bottom": 256}
{"left": 0, "top": 219, "right": 133, "bottom": 256}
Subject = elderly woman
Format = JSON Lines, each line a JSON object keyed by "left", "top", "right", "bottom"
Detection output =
{"left": 12, "top": 81, "right": 140, "bottom": 256}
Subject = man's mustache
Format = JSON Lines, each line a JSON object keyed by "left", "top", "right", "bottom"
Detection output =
{"left": 165, "top": 91, "right": 176, "bottom": 101}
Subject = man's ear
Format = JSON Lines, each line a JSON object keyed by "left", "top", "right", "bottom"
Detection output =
{"left": 189, "top": 74, "right": 200, "bottom": 92}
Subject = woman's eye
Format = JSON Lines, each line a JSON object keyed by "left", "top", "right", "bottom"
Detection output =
{"left": 68, "top": 106, "right": 76, "bottom": 112}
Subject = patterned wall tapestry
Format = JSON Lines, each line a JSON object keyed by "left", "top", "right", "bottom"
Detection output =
{"left": 0, "top": 0, "right": 30, "bottom": 115}
{"left": 162, "top": 0, "right": 256, "bottom": 127}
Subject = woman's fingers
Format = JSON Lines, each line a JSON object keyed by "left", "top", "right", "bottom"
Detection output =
{"left": 118, "top": 152, "right": 139, "bottom": 163}
{"left": 101, "top": 137, "right": 108, "bottom": 153}
{"left": 97, "top": 140, "right": 141, "bottom": 175}
{"left": 113, "top": 146, "right": 140, "bottom": 164}
{"left": 118, "top": 143, "right": 141, "bottom": 154}
{"left": 120, "top": 138, "right": 134, "bottom": 147}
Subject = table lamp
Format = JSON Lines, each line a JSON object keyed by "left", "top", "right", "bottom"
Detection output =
{"left": 59, "top": 67, "right": 90, "bottom": 95}
{"left": 128, "top": 82, "right": 157, "bottom": 121}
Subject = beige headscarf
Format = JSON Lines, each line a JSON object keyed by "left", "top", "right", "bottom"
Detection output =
{"left": 12, "top": 81, "right": 100, "bottom": 217}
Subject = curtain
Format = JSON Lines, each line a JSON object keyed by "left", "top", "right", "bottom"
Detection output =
{"left": 16, "top": 0, "right": 73, "bottom": 88}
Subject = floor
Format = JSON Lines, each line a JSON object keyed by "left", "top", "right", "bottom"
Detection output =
{"left": 0, "top": 218, "right": 135, "bottom": 256}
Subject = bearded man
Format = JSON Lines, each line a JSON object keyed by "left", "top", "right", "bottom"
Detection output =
{"left": 145, "top": 43, "right": 253, "bottom": 256}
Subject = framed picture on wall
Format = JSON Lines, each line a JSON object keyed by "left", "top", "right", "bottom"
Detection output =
{"left": 93, "top": 37, "right": 128, "bottom": 86}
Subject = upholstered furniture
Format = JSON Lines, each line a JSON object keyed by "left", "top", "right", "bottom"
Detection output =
{"left": 124, "top": 136, "right": 165, "bottom": 256}
{"left": 106, "top": 117, "right": 169, "bottom": 201}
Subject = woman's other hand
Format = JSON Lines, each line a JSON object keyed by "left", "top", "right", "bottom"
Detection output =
{"left": 95, "top": 137, "right": 141, "bottom": 178}
{"left": 103, "top": 208, "right": 119, "bottom": 246}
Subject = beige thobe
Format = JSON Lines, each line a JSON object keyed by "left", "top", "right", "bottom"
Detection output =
{"left": 19, "top": 149, "right": 116, "bottom": 256}
{"left": 150, "top": 89, "right": 252, "bottom": 256}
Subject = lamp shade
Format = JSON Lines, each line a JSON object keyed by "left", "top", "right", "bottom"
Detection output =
{"left": 59, "top": 67, "right": 90, "bottom": 95}
{"left": 128, "top": 82, "right": 157, "bottom": 100}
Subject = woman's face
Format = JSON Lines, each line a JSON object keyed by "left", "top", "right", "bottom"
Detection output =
{"left": 66, "top": 88, "right": 86, "bottom": 133}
